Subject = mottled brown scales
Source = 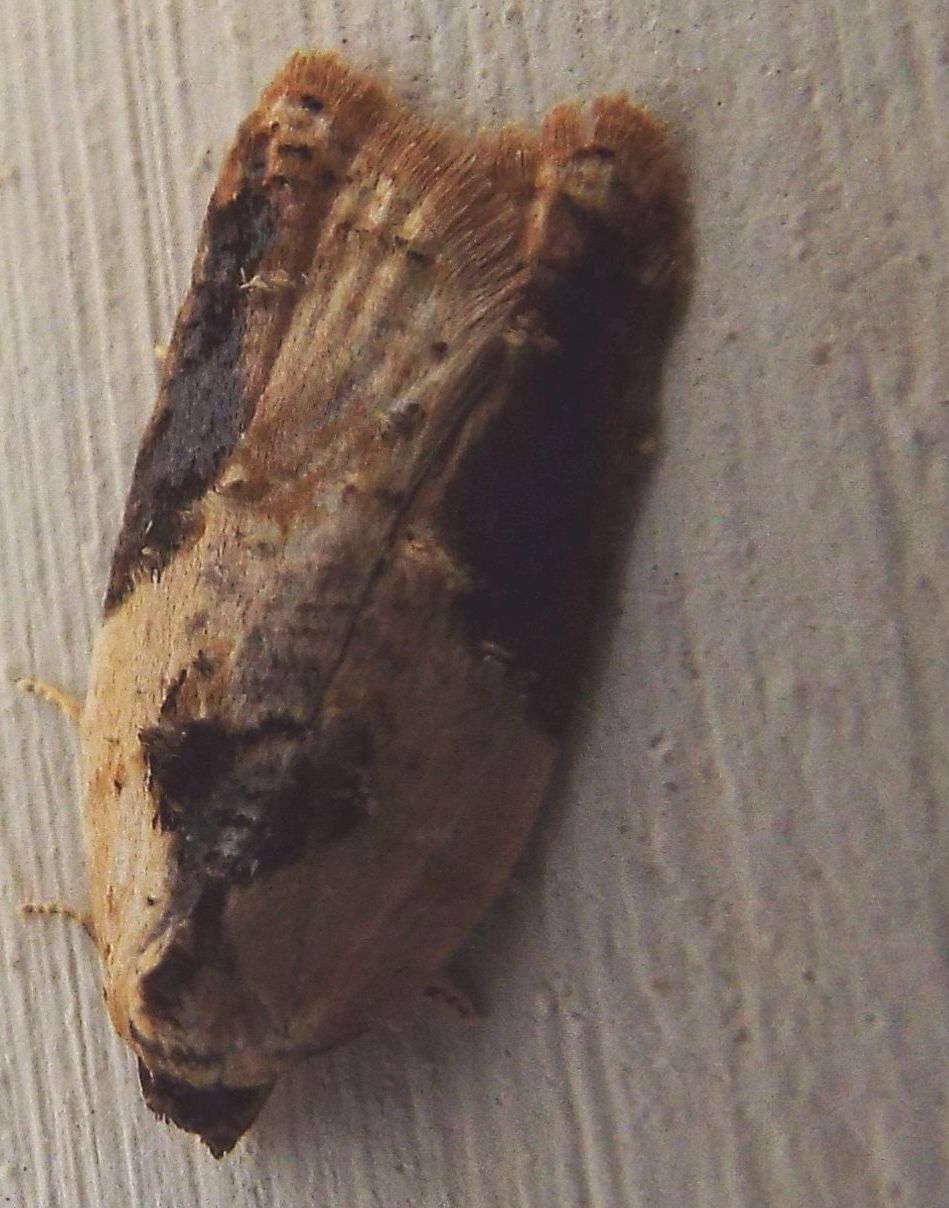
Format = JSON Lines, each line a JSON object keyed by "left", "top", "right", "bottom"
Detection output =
{"left": 49, "top": 52, "right": 685, "bottom": 1155}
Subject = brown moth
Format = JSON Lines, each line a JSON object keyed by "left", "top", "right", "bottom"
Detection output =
{"left": 27, "top": 52, "right": 685, "bottom": 1155}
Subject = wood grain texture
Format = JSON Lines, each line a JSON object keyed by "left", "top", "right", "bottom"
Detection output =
{"left": 1, "top": 1, "right": 946, "bottom": 1205}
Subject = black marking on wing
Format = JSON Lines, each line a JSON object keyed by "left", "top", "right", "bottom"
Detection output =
{"left": 104, "top": 184, "right": 277, "bottom": 614}
{"left": 140, "top": 714, "right": 373, "bottom": 885}
{"left": 439, "top": 192, "right": 683, "bottom": 733}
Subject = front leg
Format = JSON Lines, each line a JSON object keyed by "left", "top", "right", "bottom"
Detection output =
{"left": 16, "top": 676, "right": 82, "bottom": 725}
{"left": 16, "top": 676, "right": 91, "bottom": 937}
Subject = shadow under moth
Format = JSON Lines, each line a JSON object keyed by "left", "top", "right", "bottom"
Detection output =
{"left": 23, "top": 51, "right": 685, "bottom": 1156}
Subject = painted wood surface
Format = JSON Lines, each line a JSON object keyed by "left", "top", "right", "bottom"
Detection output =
{"left": 1, "top": 2, "right": 946, "bottom": 1204}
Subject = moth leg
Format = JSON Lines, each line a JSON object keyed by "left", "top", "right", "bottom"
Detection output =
{"left": 17, "top": 678, "right": 91, "bottom": 939}
{"left": 16, "top": 677, "right": 82, "bottom": 725}
{"left": 423, "top": 975, "right": 480, "bottom": 1023}
{"left": 20, "top": 901, "right": 96, "bottom": 944}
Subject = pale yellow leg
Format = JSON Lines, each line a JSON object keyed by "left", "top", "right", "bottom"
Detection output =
{"left": 17, "top": 678, "right": 90, "bottom": 940}
{"left": 16, "top": 677, "right": 82, "bottom": 725}
{"left": 20, "top": 901, "right": 96, "bottom": 944}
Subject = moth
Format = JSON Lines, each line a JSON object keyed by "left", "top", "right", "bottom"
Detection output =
{"left": 23, "top": 52, "right": 684, "bottom": 1155}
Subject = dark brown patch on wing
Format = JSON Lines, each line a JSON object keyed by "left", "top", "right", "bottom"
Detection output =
{"left": 102, "top": 53, "right": 395, "bottom": 617}
{"left": 141, "top": 714, "right": 374, "bottom": 885}
{"left": 436, "top": 120, "right": 688, "bottom": 733}
{"left": 104, "top": 184, "right": 277, "bottom": 613}
{"left": 138, "top": 882, "right": 230, "bottom": 1025}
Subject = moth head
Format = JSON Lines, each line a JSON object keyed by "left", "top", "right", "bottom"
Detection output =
{"left": 137, "top": 1062, "right": 273, "bottom": 1158}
